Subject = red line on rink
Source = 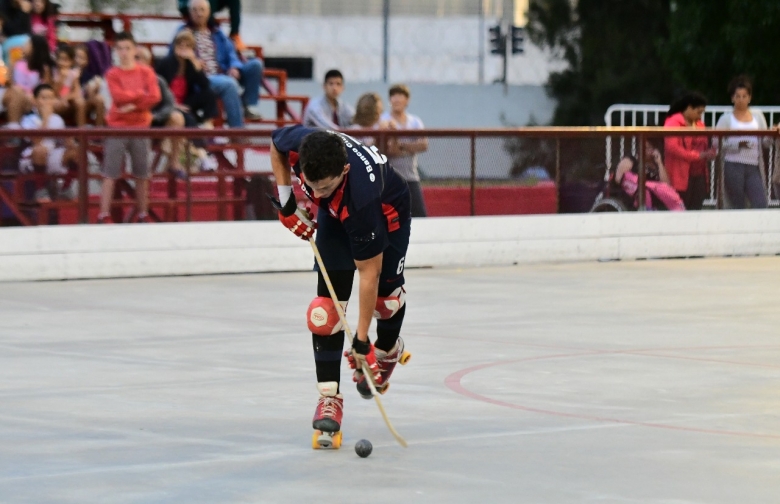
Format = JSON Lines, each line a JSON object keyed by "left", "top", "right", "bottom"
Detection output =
{"left": 444, "top": 345, "right": 780, "bottom": 440}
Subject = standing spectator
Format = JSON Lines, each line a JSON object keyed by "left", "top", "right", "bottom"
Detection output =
{"left": 52, "top": 45, "right": 86, "bottom": 126}
{"left": 2, "top": 34, "right": 53, "bottom": 125}
{"left": 97, "top": 32, "right": 160, "bottom": 224}
{"left": 663, "top": 92, "right": 716, "bottom": 210}
{"left": 178, "top": 0, "right": 244, "bottom": 51}
{"left": 349, "top": 92, "right": 386, "bottom": 145}
{"left": 30, "top": 0, "right": 56, "bottom": 52}
{"left": 381, "top": 83, "right": 429, "bottom": 217}
{"left": 156, "top": 28, "right": 218, "bottom": 128}
{"left": 714, "top": 76, "right": 769, "bottom": 209}
{"left": 2, "top": 0, "right": 31, "bottom": 67}
{"left": 73, "top": 43, "right": 106, "bottom": 126}
{"left": 178, "top": 0, "right": 262, "bottom": 128}
{"left": 302, "top": 69, "right": 353, "bottom": 129}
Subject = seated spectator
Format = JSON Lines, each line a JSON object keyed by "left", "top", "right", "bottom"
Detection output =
{"left": 614, "top": 141, "right": 684, "bottom": 211}
{"left": 2, "top": 0, "right": 31, "bottom": 67}
{"left": 381, "top": 83, "right": 429, "bottom": 217}
{"left": 137, "top": 46, "right": 186, "bottom": 176}
{"left": 2, "top": 34, "right": 53, "bottom": 126}
{"left": 97, "top": 31, "right": 160, "bottom": 224}
{"left": 156, "top": 29, "right": 218, "bottom": 128}
{"left": 19, "top": 83, "right": 78, "bottom": 201}
{"left": 52, "top": 45, "right": 86, "bottom": 126}
{"left": 303, "top": 69, "right": 353, "bottom": 129}
{"left": 349, "top": 92, "right": 387, "bottom": 145}
{"left": 73, "top": 43, "right": 107, "bottom": 126}
{"left": 663, "top": 92, "right": 717, "bottom": 210}
{"left": 30, "top": 0, "right": 56, "bottom": 52}
{"left": 178, "top": 0, "right": 245, "bottom": 51}
{"left": 178, "top": 0, "right": 262, "bottom": 128}
{"left": 714, "top": 75, "right": 769, "bottom": 209}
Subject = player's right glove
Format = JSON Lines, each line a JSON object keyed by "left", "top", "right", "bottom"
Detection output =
{"left": 348, "top": 337, "right": 382, "bottom": 385}
{"left": 271, "top": 193, "right": 316, "bottom": 240}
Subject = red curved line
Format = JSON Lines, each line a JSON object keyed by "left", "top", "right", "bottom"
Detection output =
{"left": 444, "top": 349, "right": 780, "bottom": 440}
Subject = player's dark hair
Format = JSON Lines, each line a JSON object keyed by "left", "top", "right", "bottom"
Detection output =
{"left": 115, "top": 31, "right": 137, "bottom": 45}
{"left": 33, "top": 83, "right": 55, "bottom": 98}
{"left": 668, "top": 91, "right": 707, "bottom": 116}
{"left": 299, "top": 131, "right": 348, "bottom": 182}
{"left": 324, "top": 69, "right": 343, "bottom": 83}
{"left": 728, "top": 75, "right": 753, "bottom": 97}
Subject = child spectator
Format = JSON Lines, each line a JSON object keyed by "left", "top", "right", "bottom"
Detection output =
{"left": 30, "top": 0, "right": 57, "bottom": 52}
{"left": 349, "top": 92, "right": 387, "bottom": 146}
{"left": 97, "top": 31, "right": 161, "bottom": 224}
{"left": 381, "top": 83, "right": 429, "bottom": 217}
{"left": 2, "top": 34, "right": 53, "bottom": 125}
{"left": 73, "top": 43, "right": 106, "bottom": 126}
{"left": 156, "top": 29, "right": 217, "bottom": 128}
{"left": 52, "top": 45, "right": 86, "bottom": 126}
{"left": 19, "top": 83, "right": 78, "bottom": 201}
{"left": 303, "top": 69, "right": 353, "bottom": 129}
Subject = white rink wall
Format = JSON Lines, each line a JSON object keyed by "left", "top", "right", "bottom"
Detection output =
{"left": 2, "top": 211, "right": 779, "bottom": 282}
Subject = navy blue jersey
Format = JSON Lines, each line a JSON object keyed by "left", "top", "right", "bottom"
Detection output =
{"left": 272, "top": 125, "right": 411, "bottom": 261}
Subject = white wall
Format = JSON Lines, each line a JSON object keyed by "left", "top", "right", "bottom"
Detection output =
{"left": 2, "top": 211, "right": 779, "bottom": 282}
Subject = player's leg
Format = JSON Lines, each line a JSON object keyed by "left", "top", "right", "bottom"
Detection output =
{"left": 354, "top": 219, "right": 411, "bottom": 398}
{"left": 311, "top": 209, "right": 355, "bottom": 434}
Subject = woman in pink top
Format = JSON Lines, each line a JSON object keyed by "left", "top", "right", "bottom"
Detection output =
{"left": 30, "top": 0, "right": 58, "bottom": 52}
{"left": 663, "top": 92, "right": 717, "bottom": 210}
{"left": 1, "top": 34, "right": 54, "bottom": 125}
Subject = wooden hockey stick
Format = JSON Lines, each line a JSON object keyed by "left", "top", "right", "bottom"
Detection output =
{"left": 308, "top": 238, "right": 408, "bottom": 448}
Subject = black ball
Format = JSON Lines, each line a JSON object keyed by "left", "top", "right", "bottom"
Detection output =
{"left": 355, "top": 439, "right": 372, "bottom": 458}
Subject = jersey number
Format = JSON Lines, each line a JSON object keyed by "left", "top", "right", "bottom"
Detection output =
{"left": 396, "top": 257, "right": 406, "bottom": 275}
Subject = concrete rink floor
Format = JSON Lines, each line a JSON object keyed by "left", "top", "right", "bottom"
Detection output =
{"left": 1, "top": 257, "right": 779, "bottom": 503}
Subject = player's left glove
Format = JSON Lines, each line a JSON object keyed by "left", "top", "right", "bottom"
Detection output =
{"left": 271, "top": 193, "right": 316, "bottom": 240}
{"left": 348, "top": 337, "right": 382, "bottom": 385}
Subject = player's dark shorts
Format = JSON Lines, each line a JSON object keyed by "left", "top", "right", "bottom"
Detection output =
{"left": 315, "top": 207, "right": 410, "bottom": 293}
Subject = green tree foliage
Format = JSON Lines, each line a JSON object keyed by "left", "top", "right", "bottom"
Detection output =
{"left": 527, "top": 0, "right": 673, "bottom": 125}
{"left": 663, "top": 0, "right": 780, "bottom": 106}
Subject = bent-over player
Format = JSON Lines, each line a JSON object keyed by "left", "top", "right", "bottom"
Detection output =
{"left": 270, "top": 125, "right": 411, "bottom": 447}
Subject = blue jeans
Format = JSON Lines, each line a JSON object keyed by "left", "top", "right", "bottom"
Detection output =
{"left": 723, "top": 161, "right": 768, "bottom": 209}
{"left": 208, "top": 58, "right": 263, "bottom": 127}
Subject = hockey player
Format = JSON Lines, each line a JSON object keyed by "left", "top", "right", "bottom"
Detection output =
{"left": 270, "top": 125, "right": 411, "bottom": 447}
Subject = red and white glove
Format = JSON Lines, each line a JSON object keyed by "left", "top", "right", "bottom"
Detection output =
{"left": 272, "top": 192, "right": 316, "bottom": 240}
{"left": 347, "top": 337, "right": 382, "bottom": 385}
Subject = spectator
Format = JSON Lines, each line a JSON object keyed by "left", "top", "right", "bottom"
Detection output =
{"left": 614, "top": 140, "right": 684, "bottom": 211}
{"left": 349, "top": 92, "right": 386, "bottom": 145}
{"left": 178, "top": 0, "right": 244, "bottom": 51}
{"left": 137, "top": 46, "right": 186, "bottom": 176}
{"left": 2, "top": 0, "right": 31, "bottom": 67}
{"left": 381, "top": 83, "right": 429, "bottom": 217}
{"left": 156, "top": 28, "right": 218, "bottom": 128}
{"left": 73, "top": 43, "right": 106, "bottom": 126}
{"left": 714, "top": 75, "right": 769, "bottom": 209}
{"left": 2, "top": 34, "right": 53, "bottom": 125}
{"left": 663, "top": 92, "right": 716, "bottom": 210}
{"left": 30, "top": 0, "right": 56, "bottom": 52}
{"left": 302, "top": 69, "right": 353, "bottom": 129}
{"left": 97, "top": 31, "right": 160, "bottom": 224}
{"left": 179, "top": 0, "right": 262, "bottom": 128}
{"left": 52, "top": 45, "right": 86, "bottom": 126}
{"left": 19, "top": 83, "right": 78, "bottom": 201}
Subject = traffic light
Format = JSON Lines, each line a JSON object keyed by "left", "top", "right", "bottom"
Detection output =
{"left": 489, "top": 24, "right": 504, "bottom": 55}
{"left": 510, "top": 25, "right": 524, "bottom": 54}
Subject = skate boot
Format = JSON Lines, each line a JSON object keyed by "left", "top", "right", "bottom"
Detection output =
{"left": 355, "top": 337, "right": 412, "bottom": 399}
{"left": 311, "top": 381, "right": 344, "bottom": 449}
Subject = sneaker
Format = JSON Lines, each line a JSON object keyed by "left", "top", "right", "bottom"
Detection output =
{"left": 201, "top": 154, "right": 219, "bottom": 171}
{"left": 312, "top": 381, "right": 343, "bottom": 432}
{"left": 96, "top": 214, "right": 113, "bottom": 224}
{"left": 356, "top": 337, "right": 406, "bottom": 399}
{"left": 244, "top": 105, "right": 262, "bottom": 121}
{"left": 230, "top": 33, "right": 247, "bottom": 52}
{"left": 134, "top": 213, "right": 154, "bottom": 223}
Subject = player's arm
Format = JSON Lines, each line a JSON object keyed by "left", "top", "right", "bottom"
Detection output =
{"left": 270, "top": 141, "right": 292, "bottom": 193}
{"left": 269, "top": 137, "right": 316, "bottom": 240}
{"left": 354, "top": 252, "right": 382, "bottom": 343}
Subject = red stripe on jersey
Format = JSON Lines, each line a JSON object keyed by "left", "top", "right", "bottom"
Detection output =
{"left": 288, "top": 151, "right": 299, "bottom": 167}
{"left": 339, "top": 206, "right": 350, "bottom": 221}
{"left": 382, "top": 204, "right": 400, "bottom": 232}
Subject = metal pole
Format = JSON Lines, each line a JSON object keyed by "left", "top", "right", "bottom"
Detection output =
{"left": 555, "top": 138, "right": 561, "bottom": 213}
{"left": 478, "top": 0, "right": 484, "bottom": 85}
{"left": 78, "top": 132, "right": 88, "bottom": 224}
{"left": 470, "top": 134, "right": 477, "bottom": 216}
{"left": 637, "top": 134, "right": 646, "bottom": 211}
{"left": 382, "top": 0, "right": 390, "bottom": 83}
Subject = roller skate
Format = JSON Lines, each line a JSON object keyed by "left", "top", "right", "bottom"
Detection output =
{"left": 311, "top": 381, "right": 343, "bottom": 449}
{"left": 353, "top": 337, "right": 411, "bottom": 399}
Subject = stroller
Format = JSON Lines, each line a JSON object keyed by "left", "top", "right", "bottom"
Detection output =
{"left": 590, "top": 155, "right": 685, "bottom": 212}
